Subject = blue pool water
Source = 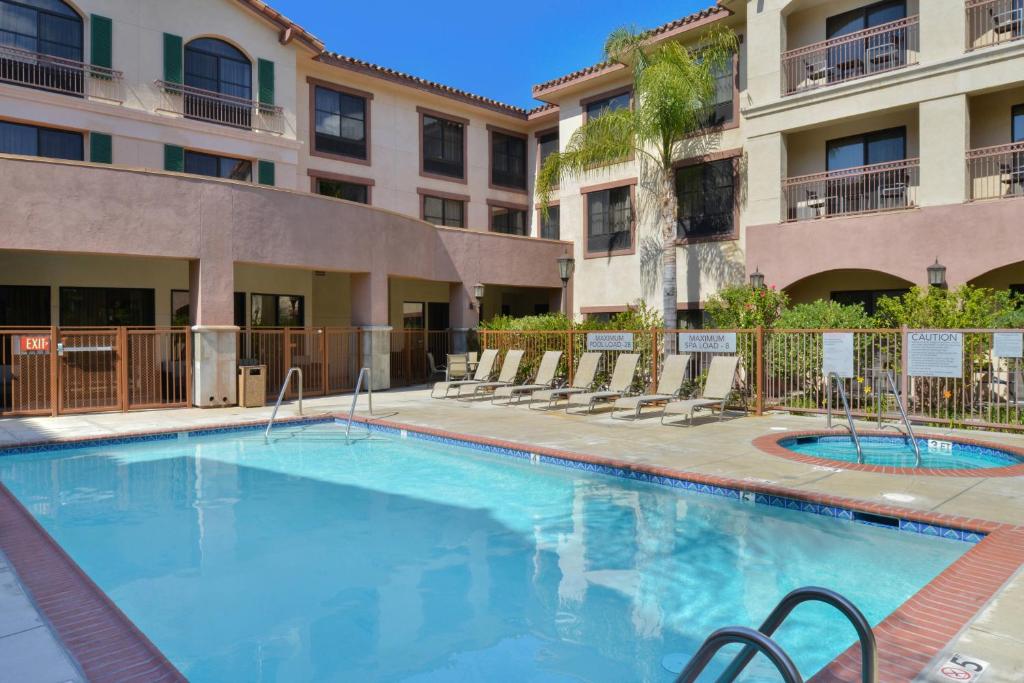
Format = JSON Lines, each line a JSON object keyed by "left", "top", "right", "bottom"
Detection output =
{"left": 0, "top": 423, "right": 967, "bottom": 682}
{"left": 783, "top": 434, "right": 1023, "bottom": 470}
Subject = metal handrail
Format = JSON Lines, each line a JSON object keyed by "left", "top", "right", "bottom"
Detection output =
{"left": 826, "top": 372, "right": 864, "bottom": 463}
{"left": 264, "top": 367, "right": 303, "bottom": 441}
{"left": 673, "top": 626, "right": 803, "bottom": 683}
{"left": 879, "top": 371, "right": 922, "bottom": 467}
{"left": 715, "top": 587, "right": 877, "bottom": 683}
{"left": 345, "top": 367, "right": 373, "bottom": 442}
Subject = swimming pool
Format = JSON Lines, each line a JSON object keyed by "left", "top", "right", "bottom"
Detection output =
{"left": 780, "top": 434, "right": 1024, "bottom": 471}
{"left": 0, "top": 422, "right": 968, "bottom": 682}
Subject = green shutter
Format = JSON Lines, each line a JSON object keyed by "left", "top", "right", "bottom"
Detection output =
{"left": 90, "top": 133, "right": 112, "bottom": 164}
{"left": 164, "top": 145, "right": 184, "bottom": 172}
{"left": 163, "top": 33, "right": 183, "bottom": 84}
{"left": 257, "top": 59, "right": 275, "bottom": 106}
{"left": 90, "top": 15, "right": 112, "bottom": 69}
{"left": 258, "top": 160, "right": 275, "bottom": 186}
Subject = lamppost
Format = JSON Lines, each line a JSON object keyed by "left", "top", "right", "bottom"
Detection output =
{"left": 927, "top": 259, "right": 947, "bottom": 290}
{"left": 472, "top": 283, "right": 485, "bottom": 321}
{"left": 749, "top": 266, "right": 765, "bottom": 290}
{"left": 557, "top": 254, "right": 575, "bottom": 315}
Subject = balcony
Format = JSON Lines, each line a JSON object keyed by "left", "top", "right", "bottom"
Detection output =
{"left": 781, "top": 16, "right": 919, "bottom": 96}
{"left": 967, "top": 0, "right": 1024, "bottom": 50}
{"left": 784, "top": 159, "right": 920, "bottom": 221}
{"left": 968, "top": 142, "right": 1024, "bottom": 200}
{"left": 0, "top": 44, "right": 123, "bottom": 102}
{"left": 154, "top": 80, "right": 284, "bottom": 135}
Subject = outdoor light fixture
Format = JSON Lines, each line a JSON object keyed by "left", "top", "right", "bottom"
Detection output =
{"left": 472, "top": 283, "right": 485, "bottom": 311}
{"left": 749, "top": 267, "right": 765, "bottom": 290}
{"left": 557, "top": 254, "right": 575, "bottom": 315}
{"left": 927, "top": 258, "right": 947, "bottom": 289}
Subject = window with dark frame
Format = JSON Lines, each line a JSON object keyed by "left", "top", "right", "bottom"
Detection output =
{"left": 422, "top": 195, "right": 464, "bottom": 228}
{"left": 314, "top": 85, "right": 367, "bottom": 160}
{"left": 184, "top": 150, "right": 252, "bottom": 181}
{"left": 1013, "top": 104, "right": 1024, "bottom": 143}
{"left": 826, "top": 127, "right": 906, "bottom": 170}
{"left": 171, "top": 289, "right": 189, "bottom": 326}
{"left": 184, "top": 38, "right": 252, "bottom": 128}
{"left": 491, "top": 131, "right": 526, "bottom": 189}
{"left": 0, "top": 285, "right": 50, "bottom": 326}
{"left": 704, "top": 57, "right": 735, "bottom": 127}
{"left": 0, "top": 119, "right": 82, "bottom": 160}
{"left": 250, "top": 293, "right": 304, "bottom": 327}
{"left": 825, "top": 0, "right": 907, "bottom": 81}
{"left": 422, "top": 114, "right": 464, "bottom": 179}
{"left": 676, "top": 158, "right": 736, "bottom": 240}
{"left": 585, "top": 91, "right": 630, "bottom": 120}
{"left": 831, "top": 289, "right": 909, "bottom": 317}
{"left": 538, "top": 130, "right": 558, "bottom": 170}
{"left": 540, "top": 205, "right": 560, "bottom": 240}
{"left": 490, "top": 206, "right": 527, "bottom": 236}
{"left": 316, "top": 177, "right": 369, "bottom": 204}
{"left": 59, "top": 287, "right": 155, "bottom": 326}
{"left": 0, "top": 0, "right": 82, "bottom": 62}
{"left": 678, "top": 309, "right": 708, "bottom": 330}
{"left": 586, "top": 186, "right": 632, "bottom": 253}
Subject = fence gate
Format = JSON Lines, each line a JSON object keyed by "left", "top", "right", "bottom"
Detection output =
{"left": 58, "top": 328, "right": 121, "bottom": 413}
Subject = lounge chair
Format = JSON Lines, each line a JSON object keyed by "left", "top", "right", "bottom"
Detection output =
{"left": 460, "top": 350, "right": 524, "bottom": 399}
{"left": 611, "top": 354, "right": 692, "bottom": 420}
{"left": 566, "top": 353, "right": 641, "bottom": 414}
{"left": 430, "top": 349, "right": 498, "bottom": 398}
{"left": 492, "top": 350, "right": 563, "bottom": 405}
{"left": 427, "top": 352, "right": 446, "bottom": 380}
{"left": 661, "top": 355, "right": 740, "bottom": 425}
{"left": 530, "top": 352, "right": 601, "bottom": 410}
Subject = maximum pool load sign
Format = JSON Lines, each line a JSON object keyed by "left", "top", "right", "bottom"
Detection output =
{"left": 992, "top": 331, "right": 1023, "bottom": 358}
{"left": 907, "top": 331, "right": 963, "bottom": 378}
{"left": 586, "top": 332, "right": 634, "bottom": 352}
{"left": 821, "top": 332, "right": 854, "bottom": 378}
{"left": 678, "top": 332, "right": 736, "bottom": 353}
{"left": 931, "top": 653, "right": 989, "bottom": 682}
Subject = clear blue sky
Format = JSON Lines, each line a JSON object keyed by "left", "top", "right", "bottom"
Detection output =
{"left": 271, "top": 0, "right": 712, "bottom": 109}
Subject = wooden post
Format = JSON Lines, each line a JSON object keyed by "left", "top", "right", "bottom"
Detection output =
{"left": 567, "top": 330, "right": 575, "bottom": 385}
{"left": 49, "top": 325, "right": 58, "bottom": 417}
{"left": 184, "top": 326, "right": 193, "bottom": 408}
{"left": 755, "top": 325, "right": 764, "bottom": 416}
{"left": 118, "top": 326, "right": 129, "bottom": 412}
{"left": 900, "top": 325, "right": 910, "bottom": 399}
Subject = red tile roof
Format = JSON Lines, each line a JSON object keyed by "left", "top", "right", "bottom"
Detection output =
{"left": 233, "top": 0, "right": 324, "bottom": 52}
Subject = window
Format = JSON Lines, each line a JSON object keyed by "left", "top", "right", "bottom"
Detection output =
{"left": 316, "top": 177, "right": 369, "bottom": 204}
{"left": 831, "top": 289, "right": 909, "bottom": 316}
{"left": 233, "top": 292, "right": 246, "bottom": 328}
{"left": 826, "top": 0, "right": 906, "bottom": 39}
{"left": 490, "top": 205, "right": 527, "bottom": 235}
{"left": 0, "top": 120, "right": 82, "bottom": 160}
{"left": 402, "top": 302, "right": 425, "bottom": 329}
{"left": 250, "top": 293, "right": 304, "bottom": 327}
{"left": 184, "top": 150, "right": 252, "bottom": 181}
{"left": 540, "top": 205, "right": 560, "bottom": 240}
{"left": 422, "top": 113, "right": 464, "bottom": 179}
{"left": 826, "top": 127, "right": 906, "bottom": 171}
{"left": 537, "top": 130, "right": 558, "bottom": 171}
{"left": 676, "top": 158, "right": 736, "bottom": 241}
{"left": 704, "top": 57, "right": 735, "bottom": 127}
{"left": 584, "top": 90, "right": 631, "bottom": 120}
{"left": 1013, "top": 104, "right": 1024, "bottom": 143}
{"left": 586, "top": 185, "right": 632, "bottom": 253}
{"left": 825, "top": 1, "right": 907, "bottom": 80}
{"left": 0, "top": 0, "right": 82, "bottom": 61}
{"left": 314, "top": 85, "right": 367, "bottom": 160}
{"left": 679, "top": 309, "right": 708, "bottom": 330}
{"left": 170, "top": 289, "right": 189, "bottom": 326}
{"left": 423, "top": 195, "right": 464, "bottom": 228}
{"left": 0, "top": 285, "right": 50, "bottom": 325}
{"left": 59, "top": 287, "right": 155, "bottom": 326}
{"left": 491, "top": 130, "right": 526, "bottom": 190}
{"left": 184, "top": 38, "right": 251, "bottom": 127}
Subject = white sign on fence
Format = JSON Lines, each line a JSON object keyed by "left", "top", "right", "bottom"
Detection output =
{"left": 907, "top": 331, "right": 963, "bottom": 378}
{"left": 822, "top": 332, "right": 854, "bottom": 378}
{"left": 993, "top": 332, "right": 1023, "bottom": 359}
{"left": 586, "top": 332, "right": 634, "bottom": 352}
{"left": 678, "top": 332, "right": 736, "bottom": 353}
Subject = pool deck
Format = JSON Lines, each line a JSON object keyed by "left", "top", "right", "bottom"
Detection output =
{"left": 0, "top": 387, "right": 1022, "bottom": 682}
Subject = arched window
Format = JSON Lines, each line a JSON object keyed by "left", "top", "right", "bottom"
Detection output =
{"left": 184, "top": 37, "right": 250, "bottom": 99}
{"left": 0, "top": 0, "right": 82, "bottom": 61}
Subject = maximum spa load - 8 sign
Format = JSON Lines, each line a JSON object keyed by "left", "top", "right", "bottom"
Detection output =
{"left": 907, "top": 331, "right": 964, "bottom": 378}
{"left": 678, "top": 332, "right": 736, "bottom": 353}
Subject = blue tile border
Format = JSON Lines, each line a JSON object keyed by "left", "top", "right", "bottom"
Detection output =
{"left": 0, "top": 415, "right": 987, "bottom": 545}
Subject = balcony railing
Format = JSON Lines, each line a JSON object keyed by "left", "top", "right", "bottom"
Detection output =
{"left": 0, "top": 43, "right": 123, "bottom": 102}
{"left": 783, "top": 158, "right": 920, "bottom": 222}
{"left": 967, "top": 0, "right": 1024, "bottom": 49}
{"left": 968, "top": 141, "right": 1024, "bottom": 200}
{"left": 154, "top": 80, "right": 284, "bottom": 135}
{"left": 781, "top": 16, "right": 919, "bottom": 96}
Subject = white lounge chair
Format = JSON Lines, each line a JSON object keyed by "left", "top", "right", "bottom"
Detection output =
{"left": 460, "top": 350, "right": 524, "bottom": 399}
{"left": 530, "top": 352, "right": 601, "bottom": 410}
{"left": 431, "top": 349, "right": 498, "bottom": 398}
{"left": 566, "top": 353, "right": 641, "bottom": 414}
{"left": 661, "top": 355, "right": 740, "bottom": 425}
{"left": 611, "top": 354, "right": 692, "bottom": 420}
{"left": 492, "top": 350, "right": 563, "bottom": 405}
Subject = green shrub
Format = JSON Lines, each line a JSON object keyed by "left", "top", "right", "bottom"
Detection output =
{"left": 776, "top": 299, "right": 875, "bottom": 330}
{"left": 874, "top": 285, "right": 1024, "bottom": 329}
{"left": 704, "top": 284, "right": 788, "bottom": 329}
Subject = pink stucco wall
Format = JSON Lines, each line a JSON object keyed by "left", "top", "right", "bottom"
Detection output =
{"left": 745, "top": 200, "right": 1024, "bottom": 290}
{"left": 0, "top": 156, "right": 570, "bottom": 325}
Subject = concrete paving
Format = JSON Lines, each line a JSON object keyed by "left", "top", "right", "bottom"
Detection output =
{"left": 1, "top": 386, "right": 1022, "bottom": 681}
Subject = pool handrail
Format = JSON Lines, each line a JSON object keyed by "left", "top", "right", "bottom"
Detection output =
{"left": 826, "top": 372, "right": 864, "bottom": 463}
{"left": 344, "top": 367, "right": 373, "bottom": 442}
{"left": 673, "top": 626, "right": 803, "bottom": 683}
{"left": 880, "top": 370, "right": 922, "bottom": 467}
{"left": 713, "top": 586, "right": 877, "bottom": 683}
{"left": 265, "top": 367, "right": 302, "bottom": 442}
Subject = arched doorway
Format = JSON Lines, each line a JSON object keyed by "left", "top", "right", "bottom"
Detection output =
{"left": 785, "top": 269, "right": 914, "bottom": 315}
{"left": 968, "top": 261, "right": 1024, "bottom": 295}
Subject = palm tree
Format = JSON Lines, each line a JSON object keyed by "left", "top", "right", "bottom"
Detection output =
{"left": 536, "top": 24, "right": 738, "bottom": 344}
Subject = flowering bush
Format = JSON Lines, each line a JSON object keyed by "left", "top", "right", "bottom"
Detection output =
{"left": 704, "top": 284, "right": 788, "bottom": 329}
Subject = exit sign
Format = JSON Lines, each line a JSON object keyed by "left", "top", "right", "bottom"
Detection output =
{"left": 19, "top": 335, "right": 50, "bottom": 353}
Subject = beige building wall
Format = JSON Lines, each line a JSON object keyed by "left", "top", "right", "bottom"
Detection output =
{"left": 970, "top": 86, "right": 1024, "bottom": 149}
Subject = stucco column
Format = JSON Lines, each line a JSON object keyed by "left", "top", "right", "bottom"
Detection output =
{"left": 351, "top": 271, "right": 391, "bottom": 390}
{"left": 745, "top": 0, "right": 785, "bottom": 105}
{"left": 448, "top": 283, "right": 477, "bottom": 353}
{"left": 745, "top": 132, "right": 787, "bottom": 227}
{"left": 920, "top": 1, "right": 965, "bottom": 64}
{"left": 189, "top": 258, "right": 238, "bottom": 408}
{"left": 919, "top": 94, "right": 969, "bottom": 207}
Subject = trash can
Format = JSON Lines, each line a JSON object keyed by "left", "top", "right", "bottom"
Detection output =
{"left": 237, "top": 363, "right": 266, "bottom": 408}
